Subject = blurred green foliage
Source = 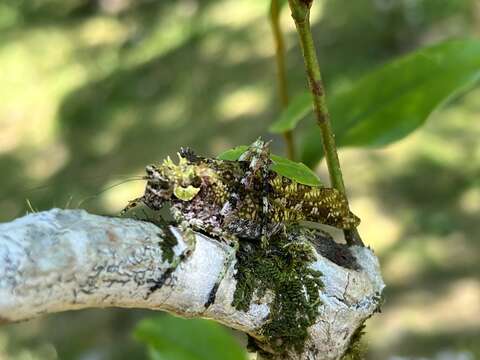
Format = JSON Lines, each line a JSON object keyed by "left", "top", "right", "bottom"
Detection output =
{"left": 0, "top": 0, "right": 479, "bottom": 359}
{"left": 269, "top": 91, "right": 312, "bottom": 134}
{"left": 135, "top": 315, "right": 247, "bottom": 360}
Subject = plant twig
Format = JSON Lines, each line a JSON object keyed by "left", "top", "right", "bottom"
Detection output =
{"left": 270, "top": 0, "right": 295, "bottom": 160}
{"left": 287, "top": 0, "right": 363, "bottom": 246}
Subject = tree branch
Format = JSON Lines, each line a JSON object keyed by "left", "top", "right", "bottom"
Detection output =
{"left": 0, "top": 209, "right": 384, "bottom": 360}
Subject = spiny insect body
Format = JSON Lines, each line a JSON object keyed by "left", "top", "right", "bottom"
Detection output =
{"left": 123, "top": 139, "right": 360, "bottom": 242}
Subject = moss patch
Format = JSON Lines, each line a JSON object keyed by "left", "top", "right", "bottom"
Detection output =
{"left": 232, "top": 230, "right": 323, "bottom": 354}
{"left": 341, "top": 323, "right": 367, "bottom": 360}
{"left": 158, "top": 227, "right": 178, "bottom": 263}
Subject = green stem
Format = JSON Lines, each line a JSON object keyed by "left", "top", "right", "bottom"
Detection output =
{"left": 270, "top": 0, "right": 295, "bottom": 160}
{"left": 287, "top": 0, "right": 363, "bottom": 246}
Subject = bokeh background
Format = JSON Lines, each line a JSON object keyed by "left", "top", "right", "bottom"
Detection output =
{"left": 1, "top": 0, "right": 479, "bottom": 359}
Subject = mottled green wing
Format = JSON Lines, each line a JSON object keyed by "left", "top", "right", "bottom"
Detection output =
{"left": 269, "top": 175, "right": 359, "bottom": 229}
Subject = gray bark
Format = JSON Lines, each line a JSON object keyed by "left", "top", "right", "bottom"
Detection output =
{"left": 0, "top": 209, "right": 384, "bottom": 360}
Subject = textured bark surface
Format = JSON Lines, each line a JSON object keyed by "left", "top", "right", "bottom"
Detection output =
{"left": 0, "top": 209, "right": 385, "bottom": 360}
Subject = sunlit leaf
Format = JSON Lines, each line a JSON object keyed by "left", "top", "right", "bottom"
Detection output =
{"left": 217, "top": 145, "right": 248, "bottom": 161}
{"left": 218, "top": 146, "right": 322, "bottom": 186}
{"left": 336, "top": 39, "right": 480, "bottom": 146}
{"left": 300, "top": 39, "right": 480, "bottom": 167}
{"left": 269, "top": 92, "right": 312, "bottom": 133}
{"left": 270, "top": 154, "right": 323, "bottom": 186}
{"left": 135, "top": 314, "right": 247, "bottom": 360}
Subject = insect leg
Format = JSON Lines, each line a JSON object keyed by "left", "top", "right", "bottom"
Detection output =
{"left": 120, "top": 196, "right": 145, "bottom": 216}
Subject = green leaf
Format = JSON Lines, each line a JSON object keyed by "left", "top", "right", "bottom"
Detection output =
{"left": 217, "top": 145, "right": 248, "bottom": 161}
{"left": 336, "top": 39, "right": 480, "bottom": 146}
{"left": 135, "top": 314, "right": 247, "bottom": 360}
{"left": 218, "top": 146, "right": 323, "bottom": 186}
{"left": 270, "top": 154, "right": 322, "bottom": 186}
{"left": 269, "top": 92, "right": 312, "bottom": 133}
{"left": 300, "top": 39, "right": 480, "bottom": 167}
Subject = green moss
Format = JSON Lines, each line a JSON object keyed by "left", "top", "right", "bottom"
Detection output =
{"left": 341, "top": 323, "right": 367, "bottom": 360}
{"left": 232, "top": 229, "right": 323, "bottom": 354}
{"left": 159, "top": 228, "right": 178, "bottom": 263}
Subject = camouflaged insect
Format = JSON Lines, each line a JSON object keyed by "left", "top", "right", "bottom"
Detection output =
{"left": 122, "top": 139, "right": 360, "bottom": 242}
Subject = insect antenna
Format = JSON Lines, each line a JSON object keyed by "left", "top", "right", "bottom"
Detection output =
{"left": 76, "top": 176, "right": 147, "bottom": 209}
{"left": 25, "top": 198, "right": 38, "bottom": 213}
{"left": 0, "top": 174, "right": 148, "bottom": 220}
{"left": 9, "top": 173, "right": 146, "bottom": 199}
